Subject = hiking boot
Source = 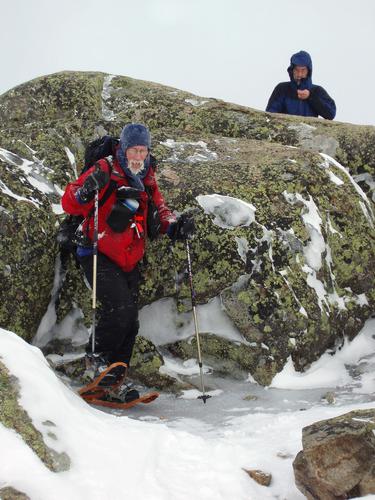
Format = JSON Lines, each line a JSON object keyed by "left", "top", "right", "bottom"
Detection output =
{"left": 84, "top": 353, "right": 108, "bottom": 380}
{"left": 118, "top": 384, "right": 140, "bottom": 403}
{"left": 98, "top": 364, "right": 127, "bottom": 387}
{"left": 94, "top": 384, "right": 140, "bottom": 404}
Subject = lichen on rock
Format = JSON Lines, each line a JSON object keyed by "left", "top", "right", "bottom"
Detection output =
{"left": 0, "top": 70, "right": 374, "bottom": 387}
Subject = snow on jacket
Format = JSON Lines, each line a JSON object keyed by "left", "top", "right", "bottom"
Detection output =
{"left": 266, "top": 51, "right": 336, "bottom": 120}
{"left": 61, "top": 155, "right": 175, "bottom": 272}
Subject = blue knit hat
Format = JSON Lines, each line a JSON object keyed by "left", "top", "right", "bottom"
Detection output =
{"left": 120, "top": 123, "right": 151, "bottom": 152}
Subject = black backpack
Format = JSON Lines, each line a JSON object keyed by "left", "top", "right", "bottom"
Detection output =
{"left": 57, "top": 135, "right": 161, "bottom": 266}
{"left": 57, "top": 136, "right": 118, "bottom": 264}
{"left": 84, "top": 136, "right": 119, "bottom": 170}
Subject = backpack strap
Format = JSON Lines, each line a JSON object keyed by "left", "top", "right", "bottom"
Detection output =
{"left": 150, "top": 154, "right": 158, "bottom": 172}
{"left": 89, "top": 157, "right": 116, "bottom": 209}
{"left": 83, "top": 158, "right": 117, "bottom": 236}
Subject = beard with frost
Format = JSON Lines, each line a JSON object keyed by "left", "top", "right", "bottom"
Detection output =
{"left": 128, "top": 159, "right": 145, "bottom": 175}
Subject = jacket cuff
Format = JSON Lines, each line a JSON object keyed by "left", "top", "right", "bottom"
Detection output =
{"left": 75, "top": 188, "right": 89, "bottom": 205}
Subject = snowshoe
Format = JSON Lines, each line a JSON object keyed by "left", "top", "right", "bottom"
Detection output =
{"left": 79, "top": 362, "right": 159, "bottom": 409}
{"left": 93, "top": 385, "right": 140, "bottom": 404}
{"left": 83, "top": 389, "right": 159, "bottom": 409}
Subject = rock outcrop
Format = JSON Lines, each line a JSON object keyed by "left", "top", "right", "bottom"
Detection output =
{"left": 293, "top": 409, "right": 375, "bottom": 499}
{"left": 0, "top": 71, "right": 374, "bottom": 386}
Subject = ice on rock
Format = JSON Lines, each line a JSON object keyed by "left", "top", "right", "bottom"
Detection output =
{"left": 196, "top": 194, "right": 256, "bottom": 229}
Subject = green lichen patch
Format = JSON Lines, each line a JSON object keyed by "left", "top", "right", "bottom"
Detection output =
{"left": 166, "top": 334, "right": 280, "bottom": 386}
{"left": 130, "top": 336, "right": 183, "bottom": 390}
{"left": 0, "top": 487, "right": 30, "bottom": 500}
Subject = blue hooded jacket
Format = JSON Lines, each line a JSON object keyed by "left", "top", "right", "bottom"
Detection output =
{"left": 266, "top": 51, "right": 336, "bottom": 119}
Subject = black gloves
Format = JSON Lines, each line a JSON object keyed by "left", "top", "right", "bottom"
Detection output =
{"left": 168, "top": 213, "right": 195, "bottom": 241}
{"left": 116, "top": 186, "right": 142, "bottom": 200}
{"left": 78, "top": 168, "right": 109, "bottom": 203}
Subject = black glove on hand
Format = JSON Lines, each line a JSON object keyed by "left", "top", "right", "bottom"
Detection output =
{"left": 168, "top": 214, "right": 195, "bottom": 241}
{"left": 116, "top": 186, "right": 142, "bottom": 200}
{"left": 78, "top": 168, "right": 109, "bottom": 203}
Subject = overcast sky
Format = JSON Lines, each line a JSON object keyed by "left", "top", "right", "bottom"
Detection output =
{"left": 1, "top": 0, "right": 374, "bottom": 125}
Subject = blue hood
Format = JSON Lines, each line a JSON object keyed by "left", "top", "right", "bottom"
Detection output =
{"left": 287, "top": 50, "right": 313, "bottom": 89}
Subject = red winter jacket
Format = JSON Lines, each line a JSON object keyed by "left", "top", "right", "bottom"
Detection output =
{"left": 61, "top": 156, "right": 175, "bottom": 272}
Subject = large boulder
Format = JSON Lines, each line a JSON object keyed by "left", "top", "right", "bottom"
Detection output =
{"left": 0, "top": 71, "right": 374, "bottom": 386}
{"left": 293, "top": 409, "right": 375, "bottom": 499}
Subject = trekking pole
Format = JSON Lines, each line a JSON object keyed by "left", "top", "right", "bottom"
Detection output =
{"left": 91, "top": 188, "right": 99, "bottom": 355}
{"left": 185, "top": 238, "right": 211, "bottom": 404}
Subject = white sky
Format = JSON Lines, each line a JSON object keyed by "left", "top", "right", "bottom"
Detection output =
{"left": 1, "top": 0, "right": 374, "bottom": 126}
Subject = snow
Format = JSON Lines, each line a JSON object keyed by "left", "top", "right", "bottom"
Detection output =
{"left": 301, "top": 264, "right": 330, "bottom": 313}
{"left": 160, "top": 139, "right": 217, "bottom": 163}
{"left": 271, "top": 318, "right": 375, "bottom": 390}
{"left": 35, "top": 288, "right": 247, "bottom": 363}
{"left": 0, "top": 147, "right": 34, "bottom": 173}
{"left": 356, "top": 293, "right": 369, "bottom": 306}
{"left": 0, "top": 146, "right": 63, "bottom": 212}
{"left": 101, "top": 74, "right": 116, "bottom": 122}
{"left": 283, "top": 191, "right": 325, "bottom": 271}
{"left": 354, "top": 172, "right": 375, "bottom": 202}
{"left": 0, "top": 177, "right": 39, "bottom": 207}
{"left": 320, "top": 153, "right": 374, "bottom": 226}
{"left": 1, "top": 318, "right": 375, "bottom": 499}
{"left": 33, "top": 257, "right": 65, "bottom": 347}
{"left": 139, "top": 296, "right": 245, "bottom": 346}
{"left": 235, "top": 236, "right": 250, "bottom": 263}
{"left": 282, "top": 185, "right": 371, "bottom": 315}
{"left": 0, "top": 147, "right": 56, "bottom": 195}
{"left": 278, "top": 269, "right": 308, "bottom": 318}
{"left": 159, "top": 356, "right": 212, "bottom": 377}
{"left": 64, "top": 146, "right": 78, "bottom": 179}
{"left": 196, "top": 194, "right": 256, "bottom": 229}
{"left": 327, "top": 169, "right": 344, "bottom": 185}
{"left": 178, "top": 389, "right": 223, "bottom": 400}
{"left": 0, "top": 329, "right": 253, "bottom": 500}
{"left": 184, "top": 98, "right": 209, "bottom": 107}
{"left": 1, "top": 147, "right": 374, "bottom": 497}
{"left": 52, "top": 203, "right": 65, "bottom": 215}
{"left": 327, "top": 214, "right": 342, "bottom": 236}
{"left": 33, "top": 258, "right": 89, "bottom": 349}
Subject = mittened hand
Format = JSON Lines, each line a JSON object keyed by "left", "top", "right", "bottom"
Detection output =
{"left": 179, "top": 216, "right": 195, "bottom": 239}
{"left": 116, "top": 186, "right": 142, "bottom": 200}
{"left": 85, "top": 168, "right": 109, "bottom": 191}
{"left": 168, "top": 214, "right": 195, "bottom": 241}
{"left": 78, "top": 168, "right": 109, "bottom": 203}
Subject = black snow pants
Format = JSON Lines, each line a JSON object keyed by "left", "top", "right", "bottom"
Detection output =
{"left": 79, "top": 253, "right": 141, "bottom": 365}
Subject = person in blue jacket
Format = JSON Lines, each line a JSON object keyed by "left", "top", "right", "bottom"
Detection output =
{"left": 266, "top": 50, "right": 336, "bottom": 120}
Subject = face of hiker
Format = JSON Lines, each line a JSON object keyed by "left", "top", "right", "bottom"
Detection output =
{"left": 126, "top": 146, "right": 148, "bottom": 174}
{"left": 292, "top": 65, "right": 308, "bottom": 84}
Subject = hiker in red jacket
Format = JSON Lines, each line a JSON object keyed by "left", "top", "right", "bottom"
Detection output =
{"left": 62, "top": 124, "right": 194, "bottom": 386}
